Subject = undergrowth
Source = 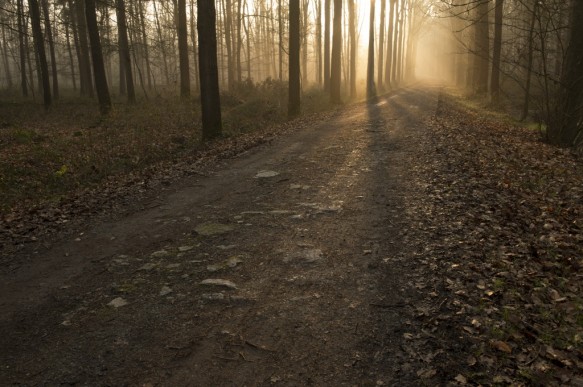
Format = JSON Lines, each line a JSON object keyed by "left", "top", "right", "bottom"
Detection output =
{"left": 0, "top": 82, "right": 334, "bottom": 212}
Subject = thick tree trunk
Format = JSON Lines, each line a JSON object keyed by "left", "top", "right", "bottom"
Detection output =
{"left": 367, "top": 0, "right": 376, "bottom": 98}
{"left": 330, "top": 0, "right": 342, "bottom": 103}
{"left": 490, "top": 0, "right": 503, "bottom": 104}
{"left": 116, "top": 0, "right": 136, "bottom": 103}
{"left": 324, "top": 0, "right": 331, "bottom": 91}
{"left": 29, "top": 0, "right": 51, "bottom": 108}
{"left": 289, "top": 0, "right": 301, "bottom": 118}
{"left": 551, "top": 0, "right": 583, "bottom": 146}
{"left": 198, "top": 0, "right": 222, "bottom": 140}
{"left": 178, "top": 0, "right": 191, "bottom": 98}
{"left": 41, "top": 0, "right": 59, "bottom": 99}
{"left": 85, "top": 0, "right": 111, "bottom": 114}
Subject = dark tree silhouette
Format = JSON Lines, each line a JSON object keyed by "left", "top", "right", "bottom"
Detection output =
{"left": 28, "top": 0, "right": 51, "bottom": 108}
{"left": 85, "top": 0, "right": 111, "bottom": 114}
{"left": 198, "top": 0, "right": 222, "bottom": 140}
{"left": 288, "top": 0, "right": 301, "bottom": 118}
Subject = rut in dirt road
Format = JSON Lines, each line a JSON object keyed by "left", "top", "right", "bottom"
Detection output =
{"left": 1, "top": 86, "right": 440, "bottom": 386}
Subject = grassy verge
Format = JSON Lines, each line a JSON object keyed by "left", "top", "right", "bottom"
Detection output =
{"left": 0, "top": 82, "right": 334, "bottom": 213}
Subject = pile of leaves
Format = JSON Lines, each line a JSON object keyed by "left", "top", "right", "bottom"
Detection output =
{"left": 405, "top": 91, "right": 582, "bottom": 385}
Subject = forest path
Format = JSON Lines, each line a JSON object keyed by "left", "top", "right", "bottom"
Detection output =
{"left": 1, "top": 85, "right": 440, "bottom": 385}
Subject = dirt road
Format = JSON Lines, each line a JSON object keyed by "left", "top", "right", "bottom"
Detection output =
{"left": 1, "top": 86, "right": 446, "bottom": 385}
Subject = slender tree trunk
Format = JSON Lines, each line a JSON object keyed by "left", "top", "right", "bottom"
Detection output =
{"left": 348, "top": 0, "right": 356, "bottom": 99}
{"left": 177, "top": 0, "right": 191, "bottom": 98}
{"left": 17, "top": 0, "right": 28, "bottom": 96}
{"left": 85, "top": 0, "right": 111, "bottom": 114}
{"left": 367, "top": 0, "right": 376, "bottom": 98}
{"left": 41, "top": 0, "right": 59, "bottom": 99}
{"left": 236, "top": 0, "right": 242, "bottom": 83}
{"left": 116, "top": 0, "right": 136, "bottom": 103}
{"left": 330, "top": 0, "right": 342, "bottom": 103}
{"left": 301, "top": 0, "right": 309, "bottom": 85}
{"left": 474, "top": 0, "right": 490, "bottom": 94}
{"left": 391, "top": 0, "right": 399, "bottom": 84}
{"left": 74, "top": 0, "right": 93, "bottom": 97}
{"left": 153, "top": 0, "right": 170, "bottom": 85}
{"left": 316, "top": 0, "right": 322, "bottom": 85}
{"left": 378, "top": 0, "right": 386, "bottom": 90}
{"left": 490, "top": 0, "right": 503, "bottom": 104}
{"left": 289, "top": 0, "right": 301, "bottom": 118}
{"left": 1, "top": 24, "right": 13, "bottom": 90}
{"left": 521, "top": 1, "right": 537, "bottom": 121}
{"left": 385, "top": 0, "right": 395, "bottom": 87}
{"left": 29, "top": 0, "right": 51, "bottom": 108}
{"left": 65, "top": 17, "right": 77, "bottom": 91}
{"left": 138, "top": 0, "right": 153, "bottom": 89}
{"left": 198, "top": 0, "right": 222, "bottom": 140}
{"left": 324, "top": 0, "right": 331, "bottom": 91}
{"left": 223, "top": 0, "right": 234, "bottom": 89}
{"left": 190, "top": 0, "right": 200, "bottom": 91}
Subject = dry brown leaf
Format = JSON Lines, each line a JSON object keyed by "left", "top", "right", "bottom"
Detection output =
{"left": 490, "top": 340, "right": 512, "bottom": 354}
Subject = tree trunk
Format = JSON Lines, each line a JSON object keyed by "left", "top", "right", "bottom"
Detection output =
{"left": 178, "top": 0, "right": 191, "bottom": 98}
{"left": 551, "top": 0, "right": 583, "bottom": 146}
{"left": 330, "top": 0, "right": 342, "bottom": 103}
{"left": 41, "top": 0, "right": 59, "bottom": 99}
{"left": 85, "top": 0, "right": 111, "bottom": 114}
{"left": 29, "top": 0, "right": 51, "bottom": 108}
{"left": 324, "top": 0, "right": 331, "bottom": 91}
{"left": 198, "top": 0, "right": 222, "bottom": 140}
{"left": 17, "top": 0, "right": 28, "bottom": 96}
{"left": 348, "top": 0, "right": 356, "bottom": 99}
{"left": 223, "top": 0, "right": 234, "bottom": 90}
{"left": 153, "top": 0, "right": 170, "bottom": 85}
{"left": 116, "top": 0, "right": 136, "bottom": 103}
{"left": 385, "top": 0, "right": 395, "bottom": 87}
{"left": 1, "top": 27, "right": 13, "bottom": 90}
{"left": 490, "top": 0, "right": 503, "bottom": 104}
{"left": 378, "top": 0, "right": 386, "bottom": 90}
{"left": 316, "top": 0, "right": 322, "bottom": 85}
{"left": 190, "top": 0, "right": 200, "bottom": 91}
{"left": 367, "top": 0, "right": 376, "bottom": 98}
{"left": 521, "top": 1, "right": 537, "bottom": 121}
{"left": 65, "top": 16, "right": 77, "bottom": 91}
{"left": 138, "top": 0, "right": 153, "bottom": 89}
{"left": 74, "top": 0, "right": 93, "bottom": 97}
{"left": 236, "top": 0, "right": 242, "bottom": 83}
{"left": 474, "top": 0, "right": 490, "bottom": 94}
{"left": 289, "top": 0, "right": 301, "bottom": 118}
{"left": 301, "top": 0, "right": 309, "bottom": 85}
